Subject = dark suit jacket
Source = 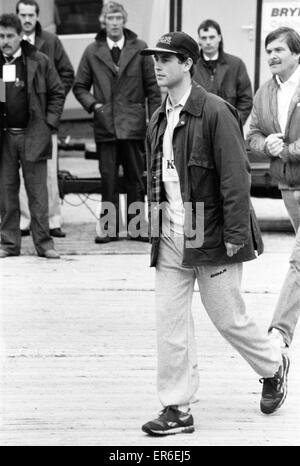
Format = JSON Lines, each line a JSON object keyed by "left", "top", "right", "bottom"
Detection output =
{"left": 34, "top": 21, "right": 74, "bottom": 96}
{"left": 194, "top": 50, "right": 253, "bottom": 125}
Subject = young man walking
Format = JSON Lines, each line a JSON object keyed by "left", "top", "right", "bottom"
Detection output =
{"left": 140, "top": 31, "right": 289, "bottom": 436}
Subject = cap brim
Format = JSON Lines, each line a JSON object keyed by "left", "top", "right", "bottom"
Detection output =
{"left": 141, "top": 47, "right": 179, "bottom": 55}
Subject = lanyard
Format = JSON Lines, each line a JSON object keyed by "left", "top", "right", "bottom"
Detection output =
{"left": 4, "top": 55, "right": 18, "bottom": 65}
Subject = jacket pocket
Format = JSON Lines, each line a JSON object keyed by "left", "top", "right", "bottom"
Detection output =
{"left": 200, "top": 202, "right": 224, "bottom": 249}
{"left": 270, "top": 158, "right": 300, "bottom": 187}
{"left": 34, "top": 78, "right": 47, "bottom": 94}
{"left": 25, "top": 118, "right": 52, "bottom": 161}
{"left": 270, "top": 158, "right": 285, "bottom": 183}
{"left": 188, "top": 158, "right": 219, "bottom": 201}
{"left": 284, "top": 162, "right": 300, "bottom": 187}
{"left": 115, "top": 103, "right": 146, "bottom": 139}
{"left": 94, "top": 103, "right": 115, "bottom": 138}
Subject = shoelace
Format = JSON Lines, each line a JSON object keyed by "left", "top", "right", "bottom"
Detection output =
{"left": 259, "top": 376, "right": 280, "bottom": 391}
{"left": 158, "top": 405, "right": 190, "bottom": 418}
{"left": 159, "top": 406, "right": 177, "bottom": 416}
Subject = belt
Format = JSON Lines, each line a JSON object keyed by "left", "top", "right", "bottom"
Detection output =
{"left": 7, "top": 128, "right": 26, "bottom": 134}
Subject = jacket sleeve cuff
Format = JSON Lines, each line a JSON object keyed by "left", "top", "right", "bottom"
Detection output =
{"left": 89, "top": 102, "right": 97, "bottom": 113}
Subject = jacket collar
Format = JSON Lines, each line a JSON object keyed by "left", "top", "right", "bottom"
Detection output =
{"left": 35, "top": 21, "right": 43, "bottom": 37}
{"left": 20, "top": 39, "right": 38, "bottom": 58}
{"left": 183, "top": 81, "right": 208, "bottom": 116}
{"left": 93, "top": 28, "right": 140, "bottom": 75}
{"left": 197, "top": 50, "right": 229, "bottom": 88}
{"left": 95, "top": 27, "right": 137, "bottom": 43}
{"left": 19, "top": 40, "right": 39, "bottom": 92}
{"left": 33, "top": 22, "right": 45, "bottom": 50}
{"left": 200, "top": 49, "right": 226, "bottom": 64}
{"left": 155, "top": 82, "right": 208, "bottom": 123}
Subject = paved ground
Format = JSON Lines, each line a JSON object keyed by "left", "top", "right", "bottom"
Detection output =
{"left": 0, "top": 196, "right": 300, "bottom": 446}
{"left": 0, "top": 153, "right": 299, "bottom": 446}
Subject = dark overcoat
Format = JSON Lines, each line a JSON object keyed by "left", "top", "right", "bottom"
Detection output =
{"left": 34, "top": 21, "right": 74, "bottom": 96}
{"left": 0, "top": 41, "right": 65, "bottom": 162}
{"left": 194, "top": 51, "right": 253, "bottom": 125}
{"left": 73, "top": 28, "right": 161, "bottom": 142}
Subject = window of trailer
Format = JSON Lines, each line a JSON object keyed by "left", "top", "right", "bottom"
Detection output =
{"left": 54, "top": 0, "right": 103, "bottom": 34}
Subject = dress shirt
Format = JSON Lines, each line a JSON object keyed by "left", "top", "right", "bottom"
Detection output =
{"left": 203, "top": 51, "right": 219, "bottom": 61}
{"left": 23, "top": 32, "right": 35, "bottom": 45}
{"left": 106, "top": 35, "right": 125, "bottom": 51}
{"left": 276, "top": 65, "right": 300, "bottom": 133}
{"left": 3, "top": 46, "right": 22, "bottom": 61}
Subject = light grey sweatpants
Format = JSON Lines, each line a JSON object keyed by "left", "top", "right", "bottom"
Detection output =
{"left": 155, "top": 235, "right": 282, "bottom": 408}
{"left": 269, "top": 189, "right": 300, "bottom": 346}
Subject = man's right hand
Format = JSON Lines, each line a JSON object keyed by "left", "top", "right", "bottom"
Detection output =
{"left": 93, "top": 103, "right": 103, "bottom": 113}
{"left": 265, "top": 133, "right": 284, "bottom": 157}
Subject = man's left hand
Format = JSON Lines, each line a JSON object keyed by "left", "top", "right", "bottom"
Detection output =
{"left": 225, "top": 242, "right": 244, "bottom": 257}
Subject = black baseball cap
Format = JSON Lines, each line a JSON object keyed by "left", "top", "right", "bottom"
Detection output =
{"left": 141, "top": 31, "right": 200, "bottom": 64}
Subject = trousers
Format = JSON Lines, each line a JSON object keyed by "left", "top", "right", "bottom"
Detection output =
{"left": 96, "top": 140, "right": 146, "bottom": 236}
{"left": 0, "top": 131, "right": 54, "bottom": 255}
{"left": 269, "top": 189, "right": 300, "bottom": 345}
{"left": 155, "top": 235, "right": 281, "bottom": 408}
{"left": 19, "top": 133, "right": 61, "bottom": 230}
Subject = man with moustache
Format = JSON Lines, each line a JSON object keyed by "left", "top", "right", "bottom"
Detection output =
{"left": 247, "top": 27, "right": 300, "bottom": 351}
{"left": 73, "top": 1, "right": 161, "bottom": 243}
{"left": 0, "top": 14, "right": 65, "bottom": 259}
{"left": 16, "top": 0, "right": 74, "bottom": 239}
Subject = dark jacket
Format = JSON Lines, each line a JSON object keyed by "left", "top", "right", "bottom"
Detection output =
{"left": 34, "top": 22, "right": 74, "bottom": 96}
{"left": 194, "top": 51, "right": 253, "bottom": 125}
{"left": 0, "top": 41, "right": 65, "bottom": 162}
{"left": 146, "top": 82, "right": 263, "bottom": 267}
{"left": 247, "top": 75, "right": 300, "bottom": 188}
{"left": 73, "top": 28, "right": 161, "bottom": 142}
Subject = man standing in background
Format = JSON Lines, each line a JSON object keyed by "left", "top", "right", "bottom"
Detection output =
{"left": 16, "top": 0, "right": 74, "bottom": 238}
{"left": 0, "top": 13, "right": 65, "bottom": 259}
{"left": 194, "top": 19, "right": 253, "bottom": 125}
{"left": 73, "top": 1, "right": 161, "bottom": 243}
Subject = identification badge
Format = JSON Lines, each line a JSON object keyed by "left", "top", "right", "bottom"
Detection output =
{"left": 162, "top": 158, "right": 179, "bottom": 182}
{"left": 2, "top": 64, "right": 16, "bottom": 82}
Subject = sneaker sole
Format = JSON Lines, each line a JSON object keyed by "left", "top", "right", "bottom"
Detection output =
{"left": 261, "top": 354, "right": 290, "bottom": 415}
{"left": 142, "top": 425, "right": 195, "bottom": 436}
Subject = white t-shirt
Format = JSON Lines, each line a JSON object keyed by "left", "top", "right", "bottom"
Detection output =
{"left": 162, "top": 85, "right": 192, "bottom": 236}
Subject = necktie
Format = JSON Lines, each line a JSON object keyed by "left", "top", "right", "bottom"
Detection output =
{"left": 111, "top": 45, "right": 121, "bottom": 65}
